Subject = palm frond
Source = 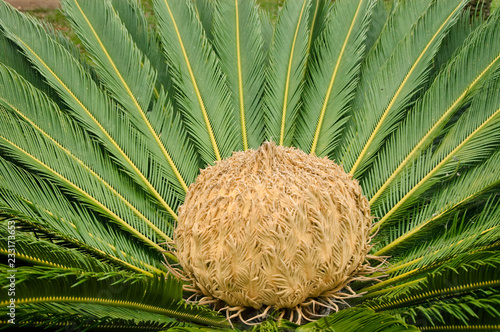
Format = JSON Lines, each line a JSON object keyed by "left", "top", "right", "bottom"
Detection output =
{"left": 0, "top": 265, "right": 229, "bottom": 328}
{"left": 431, "top": 7, "right": 485, "bottom": 81}
{"left": 193, "top": 0, "right": 215, "bottom": 42}
{"left": 258, "top": 5, "right": 273, "bottom": 57}
{"left": 341, "top": 0, "right": 465, "bottom": 176}
{"left": 306, "top": 0, "right": 331, "bottom": 57}
{"left": 167, "top": 327, "right": 233, "bottom": 332}
{"left": 333, "top": 0, "right": 431, "bottom": 160}
{"left": 153, "top": 0, "right": 240, "bottom": 163}
{"left": 295, "top": 0, "right": 374, "bottom": 157}
{"left": 365, "top": 252, "right": 500, "bottom": 326}
{"left": 61, "top": 0, "right": 155, "bottom": 112}
{"left": 1, "top": 302, "right": 180, "bottom": 331}
{"left": 371, "top": 74, "right": 500, "bottom": 233}
{"left": 0, "top": 222, "right": 118, "bottom": 272}
{"left": 0, "top": 65, "right": 172, "bottom": 250}
{"left": 0, "top": 2, "right": 181, "bottom": 221}
{"left": 363, "top": 0, "right": 388, "bottom": 56}
{"left": 62, "top": 0, "right": 199, "bottom": 195}
{"left": 364, "top": 13, "right": 500, "bottom": 204}
{"left": 0, "top": 156, "right": 167, "bottom": 275}
{"left": 213, "top": 0, "right": 266, "bottom": 150}
{"left": 361, "top": 199, "right": 500, "bottom": 294}
{"left": 110, "top": 0, "right": 171, "bottom": 94}
{"left": 358, "top": 0, "right": 433, "bottom": 82}
{"left": 406, "top": 294, "right": 500, "bottom": 330}
{"left": 297, "top": 307, "right": 419, "bottom": 331}
{"left": 264, "top": 0, "right": 310, "bottom": 146}
{"left": 0, "top": 25, "right": 61, "bottom": 103}
{"left": 372, "top": 150, "right": 500, "bottom": 256}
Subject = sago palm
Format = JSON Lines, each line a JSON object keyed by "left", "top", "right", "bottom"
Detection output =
{"left": 0, "top": 0, "right": 499, "bottom": 330}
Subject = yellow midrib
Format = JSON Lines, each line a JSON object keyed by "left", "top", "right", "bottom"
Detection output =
{"left": 375, "top": 209, "right": 446, "bottom": 257}
{"left": 420, "top": 324, "right": 500, "bottom": 331}
{"left": 163, "top": 0, "right": 221, "bottom": 161}
{"left": 372, "top": 106, "right": 500, "bottom": 234}
{"left": 369, "top": 52, "right": 500, "bottom": 204}
{"left": 235, "top": 0, "right": 248, "bottom": 150}
{"left": 1, "top": 98, "right": 171, "bottom": 244}
{"left": 364, "top": 278, "right": 424, "bottom": 300}
{"left": 73, "top": 0, "right": 188, "bottom": 193}
{"left": 0, "top": 135, "right": 166, "bottom": 254}
{"left": 0, "top": 297, "right": 228, "bottom": 326}
{"left": 371, "top": 279, "right": 500, "bottom": 311}
{"left": 13, "top": 36, "right": 179, "bottom": 222}
{"left": 394, "top": 229, "right": 495, "bottom": 274}
{"left": 363, "top": 226, "right": 498, "bottom": 294}
{"left": 310, "top": 0, "right": 363, "bottom": 155}
{"left": 12, "top": 197, "right": 165, "bottom": 274}
{"left": 279, "top": 0, "right": 308, "bottom": 146}
{"left": 375, "top": 178, "right": 500, "bottom": 256}
{"left": 349, "top": 3, "right": 463, "bottom": 176}
{"left": 1, "top": 245, "right": 159, "bottom": 277}
{"left": 0, "top": 297, "right": 180, "bottom": 319}
{"left": 0, "top": 248, "right": 65, "bottom": 269}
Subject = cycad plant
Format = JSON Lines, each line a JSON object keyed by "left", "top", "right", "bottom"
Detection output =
{"left": 0, "top": 0, "right": 499, "bottom": 330}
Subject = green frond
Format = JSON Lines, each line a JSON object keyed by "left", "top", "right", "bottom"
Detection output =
{"left": 193, "top": 0, "right": 215, "bottom": 42}
{"left": 258, "top": 5, "right": 273, "bottom": 56}
{"left": 61, "top": 0, "right": 155, "bottom": 113}
{"left": 371, "top": 74, "right": 500, "bottom": 233}
{"left": 153, "top": 0, "right": 240, "bottom": 163}
{"left": 62, "top": 0, "right": 199, "bottom": 195}
{"left": 0, "top": 66, "right": 172, "bottom": 250}
{"left": 146, "top": 88, "right": 203, "bottom": 188}
{"left": 264, "top": 0, "right": 310, "bottom": 146}
{"left": 363, "top": 253, "right": 500, "bottom": 330}
{"left": 341, "top": 0, "right": 465, "bottom": 177}
{"left": 364, "top": 13, "right": 500, "bottom": 205}
{"left": 0, "top": 266, "right": 229, "bottom": 328}
{"left": 363, "top": 0, "right": 389, "bottom": 55}
{"left": 400, "top": 293, "right": 500, "bottom": 328}
{"left": 110, "top": 0, "right": 172, "bottom": 95}
{"left": 372, "top": 149, "right": 500, "bottom": 256}
{"left": 362, "top": 200, "right": 500, "bottom": 294}
{"left": 358, "top": 0, "right": 433, "bottom": 82}
{"left": 0, "top": 27, "right": 58, "bottom": 102}
{"left": 334, "top": 0, "right": 431, "bottom": 160}
{"left": 431, "top": 7, "right": 485, "bottom": 81}
{"left": 0, "top": 2, "right": 181, "bottom": 221}
{"left": 306, "top": 0, "right": 331, "bottom": 58}
{"left": 297, "top": 307, "right": 419, "bottom": 331}
{"left": 1, "top": 302, "right": 180, "bottom": 331}
{"left": 295, "top": 0, "right": 374, "bottom": 157}
{"left": 0, "top": 222, "right": 119, "bottom": 272}
{"left": 365, "top": 251, "right": 500, "bottom": 311}
{"left": 213, "top": 0, "right": 266, "bottom": 150}
{"left": 0, "top": 156, "right": 167, "bottom": 274}
{"left": 167, "top": 327, "right": 234, "bottom": 332}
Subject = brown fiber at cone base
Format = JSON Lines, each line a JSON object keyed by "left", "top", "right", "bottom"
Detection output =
{"left": 175, "top": 142, "right": 372, "bottom": 310}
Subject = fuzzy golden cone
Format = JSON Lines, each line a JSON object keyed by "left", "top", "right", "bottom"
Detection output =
{"left": 174, "top": 142, "right": 374, "bottom": 323}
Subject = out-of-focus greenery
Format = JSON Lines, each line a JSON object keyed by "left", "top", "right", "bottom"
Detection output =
{"left": 24, "top": 0, "right": 500, "bottom": 41}
{"left": 25, "top": 0, "right": 283, "bottom": 49}
{"left": 25, "top": 0, "right": 281, "bottom": 36}
{"left": 256, "top": 0, "right": 284, "bottom": 21}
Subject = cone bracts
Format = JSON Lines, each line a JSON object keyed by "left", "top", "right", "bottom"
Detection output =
{"left": 173, "top": 142, "right": 379, "bottom": 324}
